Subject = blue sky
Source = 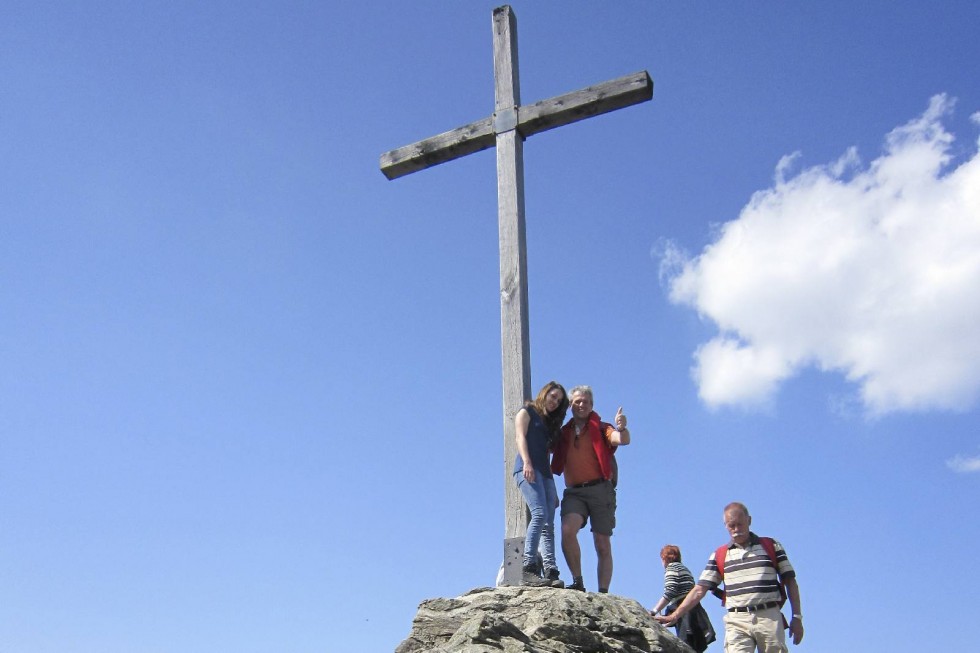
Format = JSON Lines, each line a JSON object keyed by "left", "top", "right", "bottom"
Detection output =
{"left": 2, "top": 2, "right": 978, "bottom": 651}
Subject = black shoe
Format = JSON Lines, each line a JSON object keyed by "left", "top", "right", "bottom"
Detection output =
{"left": 544, "top": 567, "right": 565, "bottom": 588}
{"left": 521, "top": 565, "right": 551, "bottom": 587}
{"left": 567, "top": 577, "right": 586, "bottom": 591}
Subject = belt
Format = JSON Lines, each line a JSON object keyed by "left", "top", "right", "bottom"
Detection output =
{"left": 570, "top": 478, "right": 605, "bottom": 489}
{"left": 728, "top": 601, "right": 781, "bottom": 613}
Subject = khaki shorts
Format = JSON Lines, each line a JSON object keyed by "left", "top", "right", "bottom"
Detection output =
{"left": 560, "top": 480, "right": 616, "bottom": 535}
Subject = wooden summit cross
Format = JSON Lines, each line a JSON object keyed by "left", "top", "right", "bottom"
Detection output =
{"left": 380, "top": 5, "right": 652, "bottom": 585}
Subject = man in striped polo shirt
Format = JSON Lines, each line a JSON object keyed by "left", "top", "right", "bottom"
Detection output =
{"left": 656, "top": 502, "right": 804, "bottom": 651}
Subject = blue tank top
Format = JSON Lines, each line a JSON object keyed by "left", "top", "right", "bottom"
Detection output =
{"left": 513, "top": 406, "right": 553, "bottom": 477}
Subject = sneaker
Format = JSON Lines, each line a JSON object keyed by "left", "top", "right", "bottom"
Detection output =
{"left": 544, "top": 567, "right": 565, "bottom": 588}
{"left": 521, "top": 565, "right": 551, "bottom": 587}
{"left": 567, "top": 577, "right": 586, "bottom": 592}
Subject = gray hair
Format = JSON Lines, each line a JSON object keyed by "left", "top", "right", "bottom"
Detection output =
{"left": 724, "top": 502, "right": 750, "bottom": 518}
{"left": 569, "top": 385, "right": 593, "bottom": 402}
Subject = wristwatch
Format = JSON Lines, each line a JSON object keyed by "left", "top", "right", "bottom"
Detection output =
{"left": 792, "top": 614, "right": 802, "bottom": 620}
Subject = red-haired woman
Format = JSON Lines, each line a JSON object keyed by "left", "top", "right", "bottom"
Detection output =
{"left": 651, "top": 544, "right": 716, "bottom": 652}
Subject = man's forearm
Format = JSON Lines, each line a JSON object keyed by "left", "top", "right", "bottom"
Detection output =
{"left": 786, "top": 578, "right": 802, "bottom": 618}
{"left": 671, "top": 584, "right": 708, "bottom": 619}
{"left": 609, "top": 426, "right": 630, "bottom": 445}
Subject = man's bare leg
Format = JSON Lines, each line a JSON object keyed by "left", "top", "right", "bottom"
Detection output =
{"left": 594, "top": 532, "right": 613, "bottom": 592}
{"left": 561, "top": 513, "right": 586, "bottom": 587}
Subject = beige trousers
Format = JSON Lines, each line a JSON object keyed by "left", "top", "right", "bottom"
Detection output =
{"left": 723, "top": 606, "right": 787, "bottom": 653}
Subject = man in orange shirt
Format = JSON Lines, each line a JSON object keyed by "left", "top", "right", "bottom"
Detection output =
{"left": 550, "top": 385, "right": 630, "bottom": 593}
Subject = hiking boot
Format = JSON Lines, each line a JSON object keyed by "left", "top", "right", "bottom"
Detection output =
{"left": 544, "top": 567, "right": 565, "bottom": 588}
{"left": 566, "top": 577, "right": 586, "bottom": 592}
{"left": 521, "top": 565, "right": 551, "bottom": 587}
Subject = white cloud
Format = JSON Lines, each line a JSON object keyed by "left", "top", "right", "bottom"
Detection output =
{"left": 663, "top": 95, "right": 980, "bottom": 415}
{"left": 946, "top": 453, "right": 980, "bottom": 474}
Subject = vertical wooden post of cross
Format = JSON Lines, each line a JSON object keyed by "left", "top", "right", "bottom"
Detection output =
{"left": 492, "top": 6, "right": 532, "bottom": 583}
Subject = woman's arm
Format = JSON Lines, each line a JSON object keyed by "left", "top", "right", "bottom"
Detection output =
{"left": 514, "top": 408, "right": 535, "bottom": 483}
{"left": 650, "top": 596, "right": 668, "bottom": 615}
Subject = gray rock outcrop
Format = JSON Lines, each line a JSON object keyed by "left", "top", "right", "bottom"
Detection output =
{"left": 395, "top": 586, "right": 694, "bottom": 653}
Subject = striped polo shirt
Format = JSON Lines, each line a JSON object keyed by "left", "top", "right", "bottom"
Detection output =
{"left": 696, "top": 533, "right": 796, "bottom": 609}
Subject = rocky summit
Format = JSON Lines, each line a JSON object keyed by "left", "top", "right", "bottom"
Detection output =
{"left": 394, "top": 585, "right": 693, "bottom": 653}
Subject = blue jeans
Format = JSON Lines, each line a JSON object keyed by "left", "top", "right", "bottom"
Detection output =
{"left": 515, "top": 470, "right": 559, "bottom": 570}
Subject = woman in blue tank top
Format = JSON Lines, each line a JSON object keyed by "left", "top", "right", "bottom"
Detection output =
{"left": 514, "top": 381, "right": 569, "bottom": 587}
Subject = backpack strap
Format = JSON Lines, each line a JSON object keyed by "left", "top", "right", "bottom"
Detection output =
{"left": 713, "top": 544, "right": 729, "bottom": 606}
{"left": 758, "top": 537, "right": 787, "bottom": 607}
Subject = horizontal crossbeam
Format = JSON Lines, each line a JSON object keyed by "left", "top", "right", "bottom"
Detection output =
{"left": 380, "top": 117, "right": 496, "bottom": 181}
{"left": 379, "top": 71, "right": 653, "bottom": 180}
{"left": 518, "top": 71, "right": 652, "bottom": 138}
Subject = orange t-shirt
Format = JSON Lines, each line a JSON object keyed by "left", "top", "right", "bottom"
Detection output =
{"left": 563, "top": 424, "right": 615, "bottom": 487}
